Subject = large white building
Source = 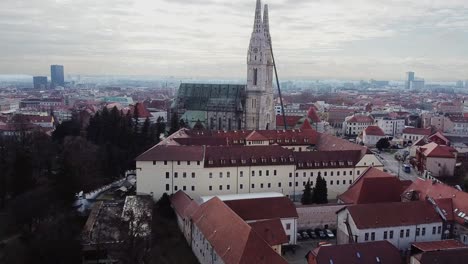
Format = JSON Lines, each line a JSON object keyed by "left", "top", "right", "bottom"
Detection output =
{"left": 376, "top": 118, "right": 405, "bottom": 137}
{"left": 337, "top": 201, "right": 445, "bottom": 251}
{"left": 136, "top": 128, "right": 383, "bottom": 201}
{"left": 342, "top": 114, "right": 374, "bottom": 136}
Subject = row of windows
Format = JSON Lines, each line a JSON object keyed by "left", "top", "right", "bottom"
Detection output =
{"left": 165, "top": 170, "right": 361, "bottom": 180}
{"left": 290, "top": 171, "right": 360, "bottom": 177}
{"left": 173, "top": 179, "right": 354, "bottom": 192}
{"left": 166, "top": 172, "right": 196, "bottom": 178}
{"left": 294, "top": 171, "right": 353, "bottom": 177}
{"left": 154, "top": 160, "right": 201, "bottom": 166}
{"left": 167, "top": 184, "right": 195, "bottom": 192}
{"left": 364, "top": 226, "right": 442, "bottom": 241}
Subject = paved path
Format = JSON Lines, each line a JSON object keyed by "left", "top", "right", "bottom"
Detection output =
{"left": 375, "top": 150, "right": 419, "bottom": 181}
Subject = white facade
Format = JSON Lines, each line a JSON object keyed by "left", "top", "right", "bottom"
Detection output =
{"left": 342, "top": 117, "right": 374, "bottom": 136}
{"left": 362, "top": 133, "right": 385, "bottom": 146}
{"left": 377, "top": 119, "right": 405, "bottom": 137}
{"left": 337, "top": 208, "right": 443, "bottom": 251}
{"left": 403, "top": 133, "right": 426, "bottom": 142}
{"left": 137, "top": 154, "right": 383, "bottom": 202}
{"left": 245, "top": 2, "right": 275, "bottom": 130}
{"left": 192, "top": 225, "right": 224, "bottom": 264}
{"left": 424, "top": 157, "right": 456, "bottom": 177}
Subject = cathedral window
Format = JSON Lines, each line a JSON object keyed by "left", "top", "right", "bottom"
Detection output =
{"left": 253, "top": 68, "right": 258, "bottom": 85}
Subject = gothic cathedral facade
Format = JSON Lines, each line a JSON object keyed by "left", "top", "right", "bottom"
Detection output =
{"left": 245, "top": 0, "right": 276, "bottom": 130}
{"left": 171, "top": 0, "right": 277, "bottom": 131}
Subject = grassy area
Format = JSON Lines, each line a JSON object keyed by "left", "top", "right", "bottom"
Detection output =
{"left": 151, "top": 199, "right": 198, "bottom": 264}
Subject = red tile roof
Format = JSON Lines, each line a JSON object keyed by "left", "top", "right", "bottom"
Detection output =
{"left": 337, "top": 167, "right": 408, "bottom": 204}
{"left": 300, "top": 118, "right": 313, "bottom": 130}
{"left": 414, "top": 248, "right": 468, "bottom": 264}
{"left": 246, "top": 130, "right": 269, "bottom": 141}
{"left": 403, "top": 127, "right": 432, "bottom": 136}
{"left": 364, "top": 126, "right": 385, "bottom": 136}
{"left": 420, "top": 142, "right": 457, "bottom": 158}
{"left": 412, "top": 239, "right": 467, "bottom": 252}
{"left": 345, "top": 201, "right": 442, "bottom": 229}
{"left": 276, "top": 115, "right": 302, "bottom": 128}
{"left": 180, "top": 128, "right": 319, "bottom": 146}
{"left": 224, "top": 197, "right": 298, "bottom": 221}
{"left": 130, "top": 102, "right": 152, "bottom": 118}
{"left": 347, "top": 115, "right": 374, "bottom": 123}
{"left": 307, "top": 241, "right": 401, "bottom": 264}
{"left": 307, "top": 107, "right": 321, "bottom": 123}
{"left": 294, "top": 150, "right": 362, "bottom": 169}
{"left": 249, "top": 218, "right": 288, "bottom": 246}
{"left": 402, "top": 178, "right": 468, "bottom": 225}
{"left": 192, "top": 197, "right": 287, "bottom": 264}
{"left": 204, "top": 146, "right": 295, "bottom": 167}
{"left": 316, "top": 133, "right": 367, "bottom": 152}
{"left": 170, "top": 190, "right": 192, "bottom": 218}
{"left": 136, "top": 145, "right": 204, "bottom": 161}
{"left": 429, "top": 132, "right": 450, "bottom": 145}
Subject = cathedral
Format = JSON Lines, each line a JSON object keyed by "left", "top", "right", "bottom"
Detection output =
{"left": 170, "top": 0, "right": 276, "bottom": 131}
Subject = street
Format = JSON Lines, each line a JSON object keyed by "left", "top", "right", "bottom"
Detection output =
{"left": 374, "top": 149, "right": 419, "bottom": 182}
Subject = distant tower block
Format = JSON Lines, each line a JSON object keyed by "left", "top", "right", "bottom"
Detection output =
{"left": 406, "top": 71, "right": 415, "bottom": 89}
{"left": 245, "top": 0, "right": 276, "bottom": 130}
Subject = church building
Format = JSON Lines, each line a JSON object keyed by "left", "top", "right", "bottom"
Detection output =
{"left": 170, "top": 0, "right": 277, "bottom": 131}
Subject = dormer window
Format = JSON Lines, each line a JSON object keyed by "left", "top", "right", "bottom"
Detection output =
{"left": 231, "top": 159, "right": 237, "bottom": 164}
{"left": 252, "top": 158, "right": 257, "bottom": 163}
{"left": 220, "top": 160, "right": 226, "bottom": 165}
{"left": 261, "top": 158, "right": 267, "bottom": 163}
{"left": 241, "top": 159, "right": 247, "bottom": 164}
{"left": 315, "top": 162, "right": 320, "bottom": 166}
{"left": 339, "top": 161, "right": 345, "bottom": 166}
{"left": 348, "top": 161, "right": 353, "bottom": 166}
{"left": 289, "top": 157, "right": 294, "bottom": 162}
{"left": 304, "top": 138, "right": 309, "bottom": 143}
{"left": 272, "top": 158, "right": 277, "bottom": 162}
{"left": 208, "top": 160, "right": 214, "bottom": 165}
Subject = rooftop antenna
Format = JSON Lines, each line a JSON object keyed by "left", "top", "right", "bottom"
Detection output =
{"left": 264, "top": 4, "right": 287, "bottom": 130}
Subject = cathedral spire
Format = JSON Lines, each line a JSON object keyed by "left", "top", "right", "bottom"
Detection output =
{"left": 253, "top": 0, "right": 263, "bottom": 34}
{"left": 263, "top": 4, "right": 270, "bottom": 42}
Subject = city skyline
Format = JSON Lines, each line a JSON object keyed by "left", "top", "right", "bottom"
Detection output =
{"left": 0, "top": 0, "right": 467, "bottom": 81}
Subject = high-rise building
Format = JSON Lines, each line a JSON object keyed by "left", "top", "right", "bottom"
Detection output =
{"left": 456, "top": 80, "right": 464, "bottom": 88}
{"left": 245, "top": 0, "right": 276, "bottom": 130}
{"left": 50, "top": 65, "right": 65, "bottom": 88}
{"left": 406, "top": 71, "right": 415, "bottom": 89}
{"left": 33, "top": 76, "right": 48, "bottom": 89}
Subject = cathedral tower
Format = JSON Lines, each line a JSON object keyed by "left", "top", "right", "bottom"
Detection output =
{"left": 245, "top": 0, "right": 276, "bottom": 130}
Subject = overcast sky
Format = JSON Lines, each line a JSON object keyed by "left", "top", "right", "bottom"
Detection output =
{"left": 0, "top": 0, "right": 467, "bottom": 81}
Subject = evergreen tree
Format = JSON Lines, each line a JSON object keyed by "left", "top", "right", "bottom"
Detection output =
{"left": 169, "top": 112, "right": 180, "bottom": 135}
{"left": 301, "top": 179, "right": 314, "bottom": 205}
{"left": 11, "top": 150, "right": 35, "bottom": 196}
{"left": 376, "top": 138, "right": 390, "bottom": 151}
{"left": 156, "top": 117, "right": 166, "bottom": 139}
{"left": 313, "top": 175, "right": 328, "bottom": 204}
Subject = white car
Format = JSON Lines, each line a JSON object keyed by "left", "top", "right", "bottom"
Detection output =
{"left": 325, "top": 229, "right": 335, "bottom": 238}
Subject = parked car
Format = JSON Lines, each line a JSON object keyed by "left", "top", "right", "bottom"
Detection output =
{"left": 297, "top": 233, "right": 302, "bottom": 240}
{"left": 306, "top": 229, "right": 317, "bottom": 239}
{"left": 301, "top": 231, "right": 310, "bottom": 239}
{"left": 325, "top": 229, "right": 335, "bottom": 238}
{"left": 315, "top": 228, "right": 326, "bottom": 239}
